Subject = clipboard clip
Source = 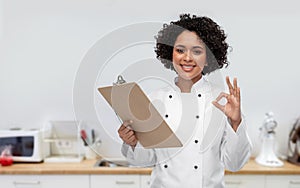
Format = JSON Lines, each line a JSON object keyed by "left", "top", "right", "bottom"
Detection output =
{"left": 113, "top": 75, "right": 126, "bottom": 85}
{"left": 111, "top": 75, "right": 127, "bottom": 124}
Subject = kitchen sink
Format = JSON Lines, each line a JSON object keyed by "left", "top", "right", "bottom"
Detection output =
{"left": 94, "top": 158, "right": 130, "bottom": 167}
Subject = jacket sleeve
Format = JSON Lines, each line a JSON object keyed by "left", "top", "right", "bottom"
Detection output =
{"left": 220, "top": 116, "right": 252, "bottom": 172}
{"left": 121, "top": 142, "right": 157, "bottom": 167}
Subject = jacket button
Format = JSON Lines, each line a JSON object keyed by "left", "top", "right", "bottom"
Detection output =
{"left": 169, "top": 95, "right": 172, "bottom": 99}
{"left": 194, "top": 165, "right": 198, "bottom": 169}
{"left": 194, "top": 140, "right": 198, "bottom": 144}
{"left": 165, "top": 114, "right": 169, "bottom": 118}
{"left": 164, "top": 164, "right": 168, "bottom": 168}
{"left": 196, "top": 115, "right": 199, "bottom": 119}
{"left": 198, "top": 94, "right": 201, "bottom": 97}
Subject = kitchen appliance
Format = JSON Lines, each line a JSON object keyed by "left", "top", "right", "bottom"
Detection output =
{"left": 255, "top": 112, "right": 283, "bottom": 167}
{"left": 287, "top": 117, "right": 300, "bottom": 166}
{"left": 0, "top": 129, "right": 49, "bottom": 162}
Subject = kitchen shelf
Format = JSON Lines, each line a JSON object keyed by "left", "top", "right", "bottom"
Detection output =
{"left": 43, "top": 138, "right": 78, "bottom": 142}
{"left": 42, "top": 121, "right": 83, "bottom": 163}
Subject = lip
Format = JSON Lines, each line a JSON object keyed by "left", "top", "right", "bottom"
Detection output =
{"left": 180, "top": 64, "right": 196, "bottom": 72}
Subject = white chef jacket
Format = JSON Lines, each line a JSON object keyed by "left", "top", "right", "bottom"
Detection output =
{"left": 121, "top": 76, "right": 252, "bottom": 188}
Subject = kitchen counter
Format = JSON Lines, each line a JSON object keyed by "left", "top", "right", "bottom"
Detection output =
{"left": 0, "top": 158, "right": 299, "bottom": 175}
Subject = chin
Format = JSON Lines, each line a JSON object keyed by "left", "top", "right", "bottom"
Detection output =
{"left": 178, "top": 73, "right": 202, "bottom": 81}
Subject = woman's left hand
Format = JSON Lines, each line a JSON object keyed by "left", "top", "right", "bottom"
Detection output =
{"left": 212, "top": 76, "right": 242, "bottom": 131}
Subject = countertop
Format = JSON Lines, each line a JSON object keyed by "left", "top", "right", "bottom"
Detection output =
{"left": 0, "top": 158, "right": 300, "bottom": 175}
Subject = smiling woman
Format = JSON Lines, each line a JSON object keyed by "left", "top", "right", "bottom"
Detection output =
{"left": 118, "top": 13, "right": 252, "bottom": 188}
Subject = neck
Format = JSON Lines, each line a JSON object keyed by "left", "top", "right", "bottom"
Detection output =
{"left": 176, "top": 74, "right": 202, "bottom": 93}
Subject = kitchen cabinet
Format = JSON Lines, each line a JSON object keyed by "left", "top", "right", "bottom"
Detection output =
{"left": 0, "top": 175, "right": 41, "bottom": 188}
{"left": 140, "top": 174, "right": 266, "bottom": 188}
{"left": 1, "top": 159, "right": 299, "bottom": 188}
{"left": 135, "top": 175, "right": 267, "bottom": 188}
{"left": 265, "top": 175, "right": 300, "bottom": 188}
{"left": 0, "top": 175, "right": 89, "bottom": 188}
{"left": 39, "top": 175, "right": 89, "bottom": 188}
{"left": 90, "top": 174, "right": 140, "bottom": 188}
{"left": 225, "top": 175, "right": 300, "bottom": 188}
{"left": 1, "top": 174, "right": 300, "bottom": 188}
{"left": 225, "top": 175, "right": 264, "bottom": 188}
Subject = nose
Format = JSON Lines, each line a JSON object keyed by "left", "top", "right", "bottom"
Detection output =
{"left": 183, "top": 50, "right": 193, "bottom": 62}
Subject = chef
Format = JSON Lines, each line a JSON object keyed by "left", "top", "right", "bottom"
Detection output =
{"left": 118, "top": 14, "right": 252, "bottom": 188}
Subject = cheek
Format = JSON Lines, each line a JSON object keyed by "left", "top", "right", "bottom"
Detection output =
{"left": 195, "top": 55, "right": 207, "bottom": 67}
{"left": 172, "top": 55, "right": 181, "bottom": 73}
{"left": 172, "top": 52, "right": 181, "bottom": 64}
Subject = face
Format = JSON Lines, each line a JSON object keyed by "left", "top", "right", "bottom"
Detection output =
{"left": 172, "top": 30, "right": 207, "bottom": 82}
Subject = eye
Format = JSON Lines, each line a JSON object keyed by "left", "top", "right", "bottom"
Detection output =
{"left": 175, "top": 48, "right": 185, "bottom": 54}
{"left": 192, "top": 50, "right": 202, "bottom": 55}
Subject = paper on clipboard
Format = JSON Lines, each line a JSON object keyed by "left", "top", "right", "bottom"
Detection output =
{"left": 98, "top": 82, "right": 183, "bottom": 149}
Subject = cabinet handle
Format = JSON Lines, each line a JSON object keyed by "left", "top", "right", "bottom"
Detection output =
{"left": 225, "top": 181, "right": 242, "bottom": 185}
{"left": 290, "top": 181, "right": 300, "bottom": 184}
{"left": 13, "top": 181, "right": 41, "bottom": 185}
{"left": 115, "top": 180, "right": 135, "bottom": 185}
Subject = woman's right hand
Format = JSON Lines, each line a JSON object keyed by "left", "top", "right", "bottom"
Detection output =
{"left": 118, "top": 120, "right": 138, "bottom": 148}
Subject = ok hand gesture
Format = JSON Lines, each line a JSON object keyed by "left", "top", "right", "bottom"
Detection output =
{"left": 212, "top": 76, "right": 242, "bottom": 132}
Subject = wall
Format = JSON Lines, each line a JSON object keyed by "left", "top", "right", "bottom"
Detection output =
{"left": 1, "top": 0, "right": 300, "bottom": 158}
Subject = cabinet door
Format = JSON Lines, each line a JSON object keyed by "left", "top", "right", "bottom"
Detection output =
{"left": 0, "top": 175, "right": 89, "bottom": 188}
{"left": 140, "top": 175, "right": 151, "bottom": 188}
{"left": 0, "top": 175, "right": 41, "bottom": 188}
{"left": 266, "top": 175, "right": 300, "bottom": 188}
{"left": 40, "top": 175, "right": 89, "bottom": 188}
{"left": 91, "top": 175, "right": 139, "bottom": 188}
{"left": 225, "top": 175, "right": 265, "bottom": 188}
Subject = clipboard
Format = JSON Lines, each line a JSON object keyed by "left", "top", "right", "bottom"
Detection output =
{"left": 98, "top": 82, "right": 183, "bottom": 149}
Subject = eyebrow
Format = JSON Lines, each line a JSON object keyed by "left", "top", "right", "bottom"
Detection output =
{"left": 174, "top": 44, "right": 204, "bottom": 50}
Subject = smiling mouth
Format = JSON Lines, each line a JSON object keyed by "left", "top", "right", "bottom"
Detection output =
{"left": 180, "top": 64, "right": 196, "bottom": 72}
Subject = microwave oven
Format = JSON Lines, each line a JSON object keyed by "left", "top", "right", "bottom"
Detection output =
{"left": 0, "top": 129, "right": 48, "bottom": 162}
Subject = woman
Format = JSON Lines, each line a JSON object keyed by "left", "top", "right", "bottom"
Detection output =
{"left": 118, "top": 14, "right": 252, "bottom": 188}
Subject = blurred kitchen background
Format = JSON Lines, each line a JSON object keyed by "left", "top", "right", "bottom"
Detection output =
{"left": 0, "top": 0, "right": 300, "bottom": 160}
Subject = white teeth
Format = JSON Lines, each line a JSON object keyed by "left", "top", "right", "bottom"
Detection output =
{"left": 182, "top": 65, "right": 194, "bottom": 71}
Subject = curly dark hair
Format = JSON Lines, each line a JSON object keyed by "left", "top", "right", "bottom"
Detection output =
{"left": 155, "top": 14, "right": 229, "bottom": 75}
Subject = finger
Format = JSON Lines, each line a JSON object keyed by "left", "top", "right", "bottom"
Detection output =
{"left": 118, "top": 124, "right": 131, "bottom": 135}
{"left": 126, "top": 133, "right": 137, "bottom": 146}
{"left": 121, "top": 129, "right": 132, "bottom": 139}
{"left": 212, "top": 100, "right": 225, "bottom": 112}
{"left": 118, "top": 126, "right": 126, "bottom": 138}
{"left": 237, "top": 87, "right": 241, "bottom": 103}
{"left": 119, "top": 120, "right": 134, "bottom": 135}
{"left": 123, "top": 130, "right": 135, "bottom": 140}
{"left": 226, "top": 94, "right": 235, "bottom": 104}
{"left": 233, "top": 77, "right": 238, "bottom": 97}
{"left": 118, "top": 125, "right": 127, "bottom": 132}
{"left": 226, "top": 76, "right": 234, "bottom": 95}
{"left": 214, "top": 92, "right": 229, "bottom": 111}
{"left": 215, "top": 92, "right": 229, "bottom": 102}
{"left": 127, "top": 134, "right": 137, "bottom": 143}
{"left": 118, "top": 126, "right": 134, "bottom": 141}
